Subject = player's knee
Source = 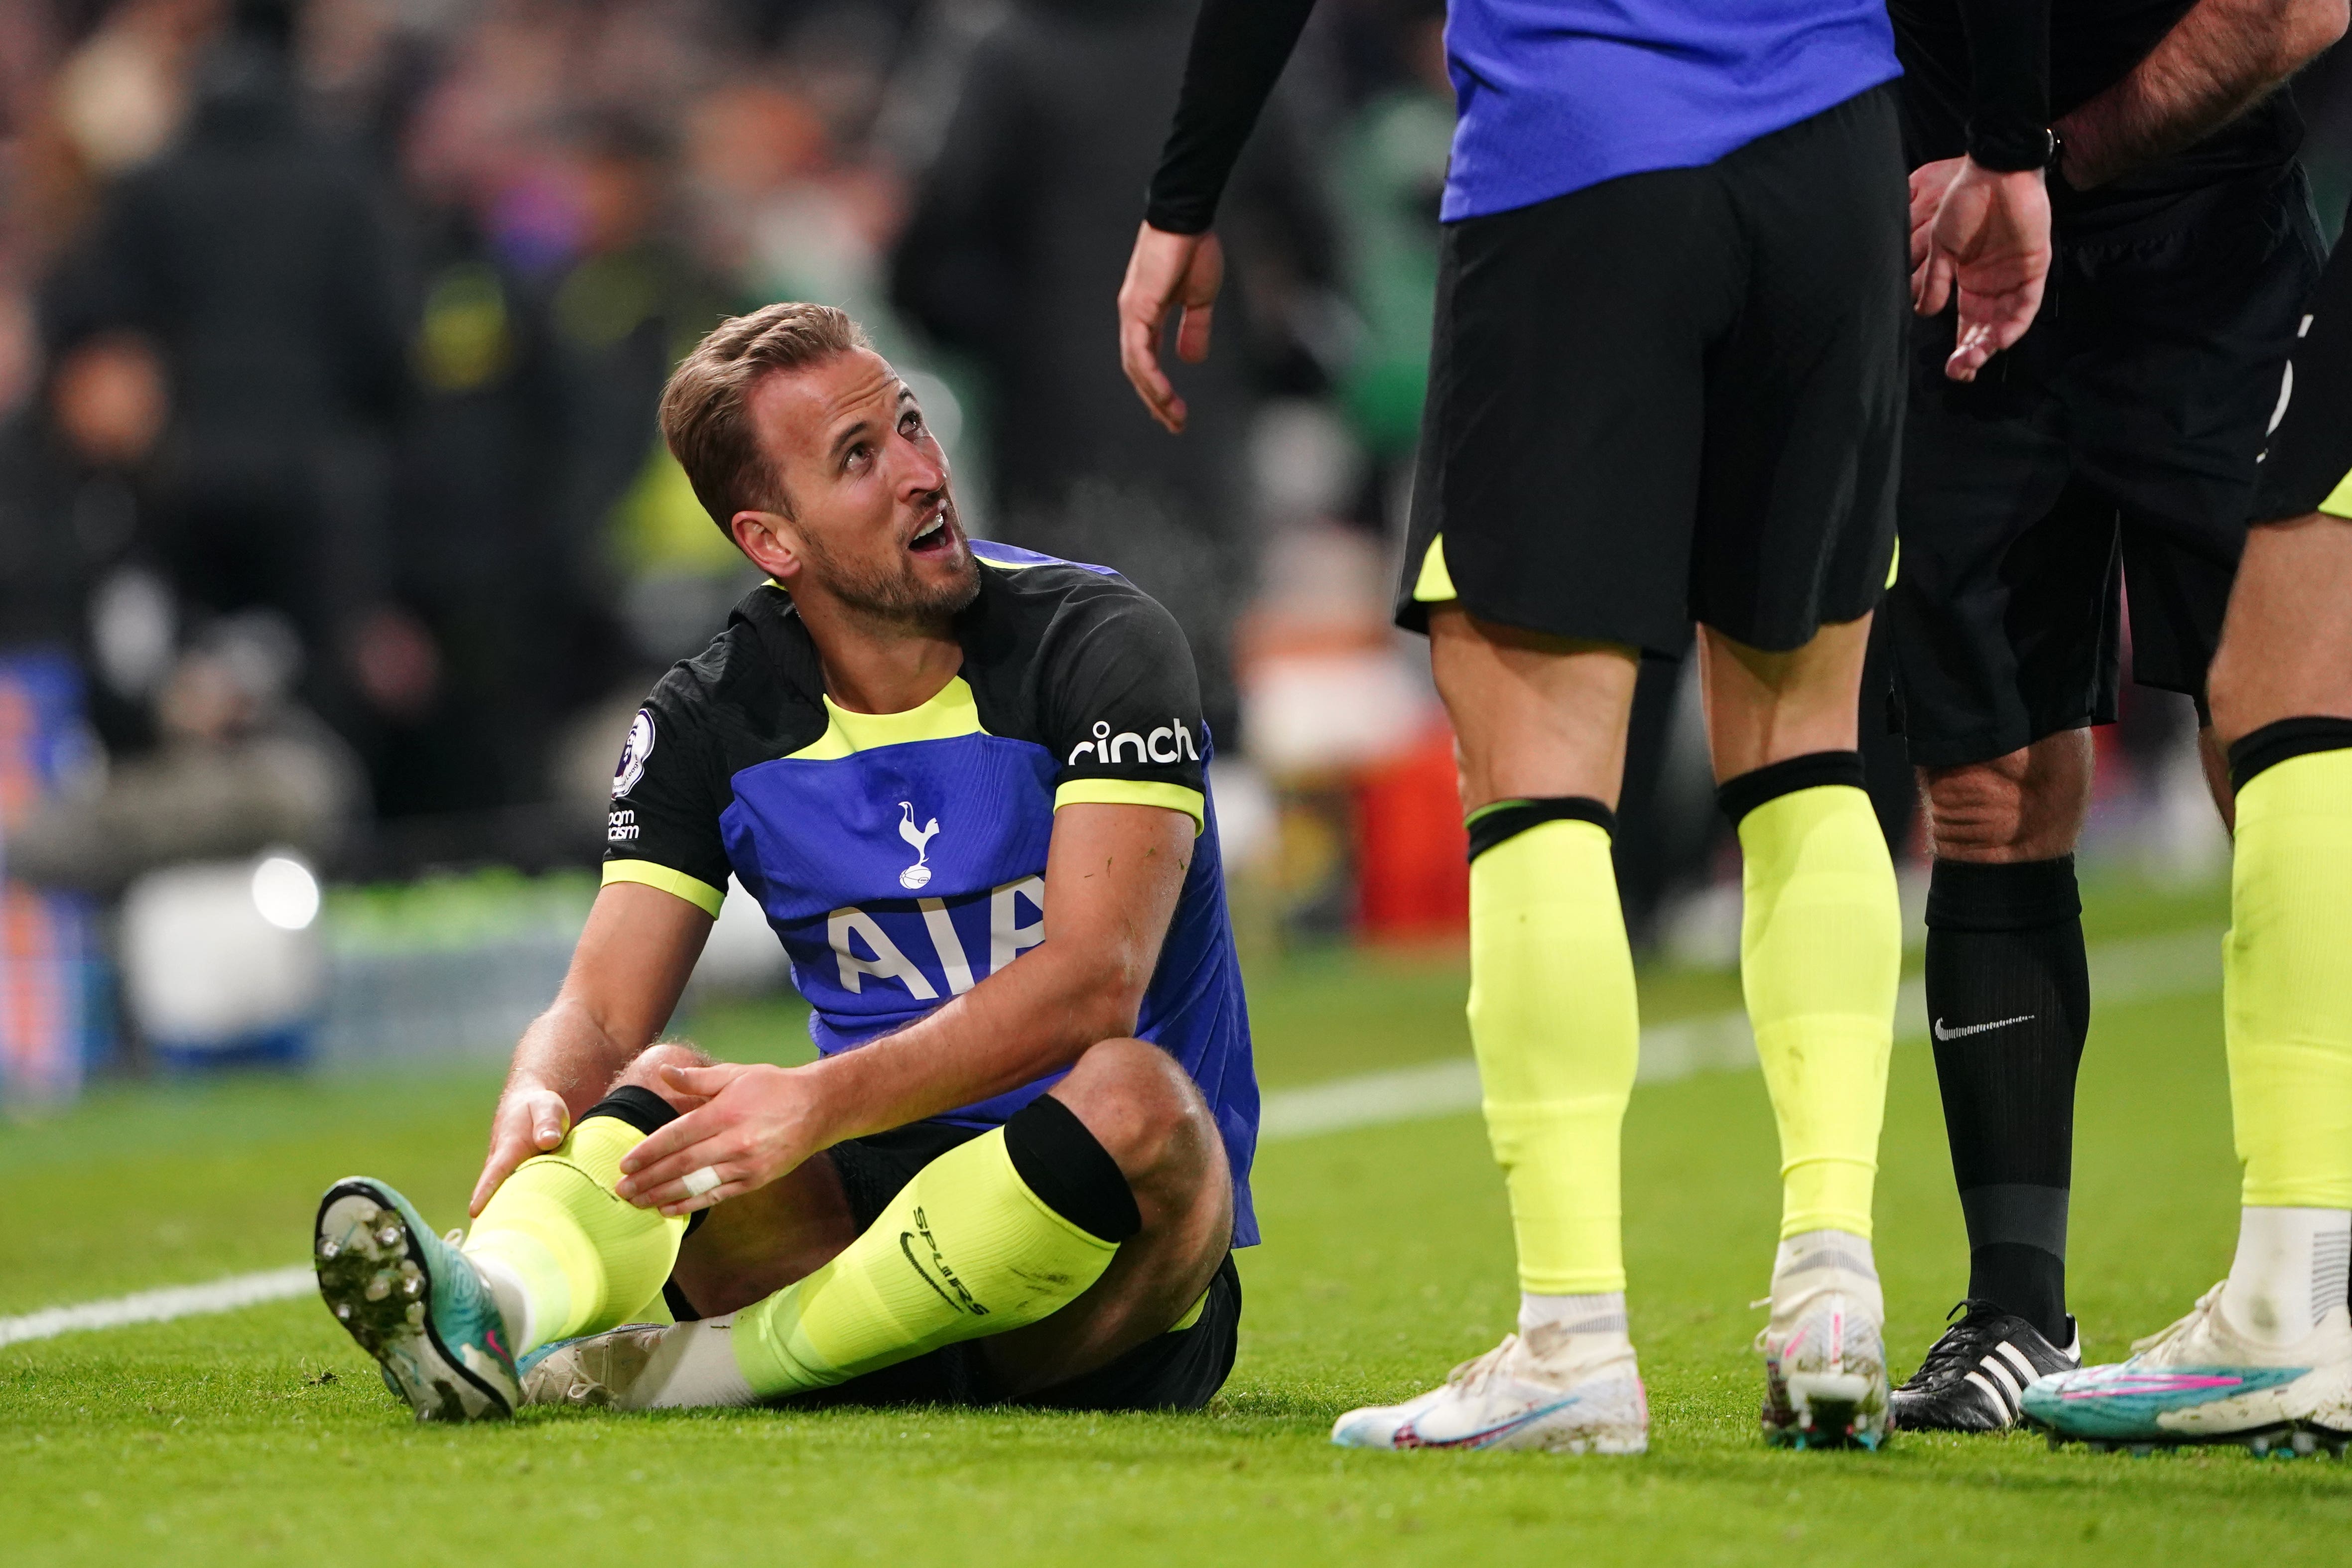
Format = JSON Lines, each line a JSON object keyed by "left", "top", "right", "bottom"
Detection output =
{"left": 1922, "top": 739, "right": 2090, "bottom": 861}
{"left": 1053, "top": 1038, "right": 1215, "bottom": 1189}
{"left": 609, "top": 1042, "right": 712, "bottom": 1112}
{"left": 2207, "top": 643, "right": 2260, "bottom": 750}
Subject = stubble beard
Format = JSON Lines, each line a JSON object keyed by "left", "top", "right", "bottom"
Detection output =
{"left": 800, "top": 494, "right": 979, "bottom": 626}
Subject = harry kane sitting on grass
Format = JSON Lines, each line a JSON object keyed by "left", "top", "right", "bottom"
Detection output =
{"left": 313, "top": 303, "right": 1258, "bottom": 1418}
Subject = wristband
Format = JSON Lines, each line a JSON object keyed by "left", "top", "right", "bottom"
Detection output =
{"left": 1966, "top": 117, "right": 2058, "bottom": 173}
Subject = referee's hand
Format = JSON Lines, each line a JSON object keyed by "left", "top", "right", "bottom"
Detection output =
{"left": 1118, "top": 223, "right": 1225, "bottom": 433}
{"left": 1910, "top": 156, "right": 2052, "bottom": 383}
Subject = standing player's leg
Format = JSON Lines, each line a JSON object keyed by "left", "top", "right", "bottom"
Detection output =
{"left": 2024, "top": 223, "right": 2352, "bottom": 1449}
{"left": 1328, "top": 607, "right": 1651, "bottom": 1454}
{"left": 2022, "top": 514, "right": 2352, "bottom": 1449}
{"left": 1701, "top": 615, "right": 1903, "bottom": 1449}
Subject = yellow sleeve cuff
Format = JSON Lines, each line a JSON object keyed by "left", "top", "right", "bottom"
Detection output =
{"left": 1053, "top": 779, "right": 1206, "bottom": 835}
{"left": 601, "top": 859, "right": 725, "bottom": 917}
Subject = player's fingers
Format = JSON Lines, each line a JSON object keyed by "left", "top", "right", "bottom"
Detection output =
{"left": 1952, "top": 276, "right": 2046, "bottom": 377}
{"left": 634, "top": 1140, "right": 753, "bottom": 1209}
{"left": 1946, "top": 321, "right": 1989, "bottom": 382}
{"left": 468, "top": 1152, "right": 512, "bottom": 1217}
{"left": 616, "top": 1105, "right": 714, "bottom": 1183}
{"left": 1175, "top": 300, "right": 1215, "bottom": 365}
{"left": 1915, "top": 250, "right": 1955, "bottom": 319}
{"left": 658, "top": 1063, "right": 737, "bottom": 1099}
{"left": 1119, "top": 313, "right": 1183, "bottom": 433}
{"left": 1908, "top": 179, "right": 1942, "bottom": 241}
{"left": 529, "top": 1091, "right": 569, "bottom": 1150}
{"left": 657, "top": 1174, "right": 752, "bottom": 1218}
{"left": 617, "top": 1124, "right": 748, "bottom": 1204}
{"left": 469, "top": 1132, "right": 532, "bottom": 1216}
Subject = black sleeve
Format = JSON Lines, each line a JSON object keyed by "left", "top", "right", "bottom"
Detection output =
{"left": 1142, "top": 0, "right": 1321, "bottom": 235}
{"left": 1042, "top": 588, "right": 1209, "bottom": 826}
{"left": 602, "top": 679, "right": 732, "bottom": 915}
{"left": 1957, "top": 0, "right": 2053, "bottom": 170}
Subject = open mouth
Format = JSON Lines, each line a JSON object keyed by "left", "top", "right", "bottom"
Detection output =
{"left": 908, "top": 503, "right": 952, "bottom": 555}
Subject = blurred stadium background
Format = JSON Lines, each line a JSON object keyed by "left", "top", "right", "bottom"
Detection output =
{"left": 11, "top": 0, "right": 2352, "bottom": 1103}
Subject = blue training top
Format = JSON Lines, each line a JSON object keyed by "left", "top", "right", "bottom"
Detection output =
{"left": 1144, "top": 0, "right": 1905, "bottom": 232}
{"left": 1441, "top": 0, "right": 1904, "bottom": 220}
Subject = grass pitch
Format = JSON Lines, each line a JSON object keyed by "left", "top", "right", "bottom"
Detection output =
{"left": 4, "top": 874, "right": 2348, "bottom": 1565}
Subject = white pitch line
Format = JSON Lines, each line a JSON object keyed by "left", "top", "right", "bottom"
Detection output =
{"left": 0, "top": 927, "right": 2225, "bottom": 1349}
{"left": 0, "top": 1265, "right": 314, "bottom": 1349}
{"left": 1260, "top": 925, "right": 2223, "bottom": 1143}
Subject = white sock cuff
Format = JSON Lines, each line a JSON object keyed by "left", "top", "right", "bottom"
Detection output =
{"left": 1519, "top": 1290, "right": 1628, "bottom": 1338}
{"left": 637, "top": 1313, "right": 757, "bottom": 1411}
{"left": 2229, "top": 1206, "right": 2352, "bottom": 1336}
{"left": 1773, "top": 1228, "right": 1878, "bottom": 1284}
{"left": 463, "top": 1251, "right": 538, "bottom": 1356}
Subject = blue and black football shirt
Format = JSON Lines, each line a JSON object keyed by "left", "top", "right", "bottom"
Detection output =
{"left": 602, "top": 541, "right": 1260, "bottom": 1246}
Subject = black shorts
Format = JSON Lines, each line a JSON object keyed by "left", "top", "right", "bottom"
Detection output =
{"left": 1886, "top": 171, "right": 2323, "bottom": 767}
{"left": 1396, "top": 81, "right": 1906, "bottom": 655}
{"left": 745, "top": 1119, "right": 1239, "bottom": 1413}
{"left": 2254, "top": 194, "right": 2352, "bottom": 526}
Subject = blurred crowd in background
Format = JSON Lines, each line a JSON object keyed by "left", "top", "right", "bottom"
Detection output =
{"left": 4, "top": 0, "right": 2351, "bottom": 1100}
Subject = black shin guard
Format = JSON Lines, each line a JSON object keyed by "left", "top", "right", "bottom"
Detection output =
{"left": 1924, "top": 856, "right": 2089, "bottom": 1344}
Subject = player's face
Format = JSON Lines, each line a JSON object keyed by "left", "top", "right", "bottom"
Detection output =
{"left": 748, "top": 349, "right": 977, "bottom": 622}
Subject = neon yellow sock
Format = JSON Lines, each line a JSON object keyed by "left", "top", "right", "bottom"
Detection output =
{"left": 729, "top": 1127, "right": 1121, "bottom": 1397}
{"left": 464, "top": 1115, "right": 686, "bottom": 1355}
{"left": 1738, "top": 784, "right": 1900, "bottom": 1240}
{"left": 1467, "top": 818, "right": 1639, "bottom": 1296}
{"left": 2227, "top": 749, "right": 2352, "bottom": 1208}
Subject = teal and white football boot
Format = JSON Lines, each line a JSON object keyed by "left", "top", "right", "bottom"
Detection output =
{"left": 315, "top": 1178, "right": 520, "bottom": 1422}
{"left": 2022, "top": 1282, "right": 2352, "bottom": 1456}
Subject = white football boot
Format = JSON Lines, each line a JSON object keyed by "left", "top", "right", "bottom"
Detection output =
{"left": 1330, "top": 1325, "right": 1649, "bottom": 1454}
{"left": 520, "top": 1316, "right": 756, "bottom": 1411}
{"left": 2023, "top": 1282, "right": 2352, "bottom": 1454}
{"left": 1757, "top": 1233, "right": 1890, "bottom": 1449}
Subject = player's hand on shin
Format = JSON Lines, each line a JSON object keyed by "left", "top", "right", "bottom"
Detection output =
{"left": 1911, "top": 158, "right": 2053, "bottom": 383}
{"left": 469, "top": 1084, "right": 570, "bottom": 1217}
{"left": 614, "top": 1062, "right": 821, "bottom": 1215}
{"left": 1117, "top": 222, "right": 1225, "bottom": 434}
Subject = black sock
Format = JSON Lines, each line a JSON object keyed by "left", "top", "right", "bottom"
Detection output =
{"left": 1923, "top": 856, "right": 2089, "bottom": 1345}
